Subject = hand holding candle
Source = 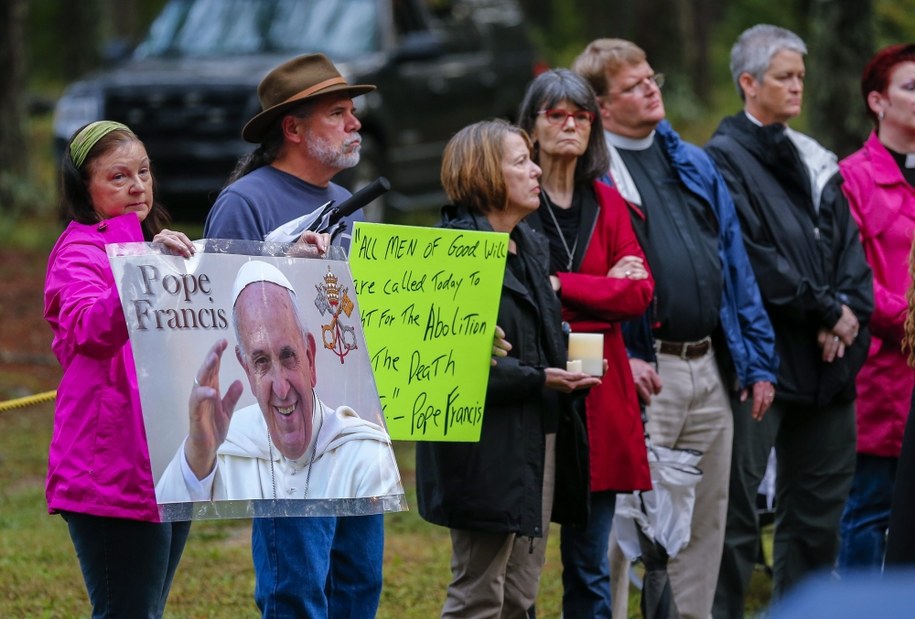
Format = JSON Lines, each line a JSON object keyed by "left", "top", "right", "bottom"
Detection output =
{"left": 568, "top": 333, "right": 604, "bottom": 377}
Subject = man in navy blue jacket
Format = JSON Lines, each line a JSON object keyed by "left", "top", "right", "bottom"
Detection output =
{"left": 574, "top": 39, "right": 778, "bottom": 619}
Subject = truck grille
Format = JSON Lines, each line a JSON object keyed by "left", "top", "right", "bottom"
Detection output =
{"left": 105, "top": 88, "right": 251, "bottom": 138}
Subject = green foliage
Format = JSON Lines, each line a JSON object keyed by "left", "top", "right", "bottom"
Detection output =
{"left": 0, "top": 114, "right": 58, "bottom": 227}
{"left": 26, "top": 0, "right": 170, "bottom": 86}
{"left": 875, "top": 0, "right": 915, "bottom": 47}
{"left": 0, "top": 172, "right": 44, "bottom": 219}
{"left": 528, "top": 0, "right": 590, "bottom": 68}
{"left": 0, "top": 216, "right": 61, "bottom": 254}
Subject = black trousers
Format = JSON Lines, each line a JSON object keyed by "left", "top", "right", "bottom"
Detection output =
{"left": 712, "top": 396, "right": 856, "bottom": 618}
{"left": 885, "top": 388, "right": 915, "bottom": 566}
{"left": 63, "top": 512, "right": 190, "bottom": 619}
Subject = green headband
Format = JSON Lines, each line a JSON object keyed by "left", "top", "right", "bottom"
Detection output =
{"left": 69, "top": 121, "right": 132, "bottom": 169}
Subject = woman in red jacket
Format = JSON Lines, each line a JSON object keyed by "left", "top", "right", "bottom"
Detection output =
{"left": 518, "top": 68, "right": 654, "bottom": 618}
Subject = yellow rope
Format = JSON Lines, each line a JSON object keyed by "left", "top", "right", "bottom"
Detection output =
{"left": 0, "top": 390, "right": 57, "bottom": 412}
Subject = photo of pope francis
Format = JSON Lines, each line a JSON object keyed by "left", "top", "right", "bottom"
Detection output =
{"left": 156, "top": 260, "right": 400, "bottom": 503}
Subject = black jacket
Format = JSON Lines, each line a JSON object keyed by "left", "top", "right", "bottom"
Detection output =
{"left": 415, "top": 205, "right": 567, "bottom": 536}
{"left": 705, "top": 113, "right": 873, "bottom": 405}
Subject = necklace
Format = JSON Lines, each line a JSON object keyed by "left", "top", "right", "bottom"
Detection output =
{"left": 542, "top": 190, "right": 578, "bottom": 271}
{"left": 268, "top": 395, "right": 324, "bottom": 500}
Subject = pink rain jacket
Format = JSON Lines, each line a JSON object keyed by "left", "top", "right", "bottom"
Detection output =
{"left": 43, "top": 213, "right": 159, "bottom": 521}
{"left": 840, "top": 132, "right": 915, "bottom": 457}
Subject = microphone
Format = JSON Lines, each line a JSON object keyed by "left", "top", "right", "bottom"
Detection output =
{"left": 327, "top": 176, "right": 391, "bottom": 226}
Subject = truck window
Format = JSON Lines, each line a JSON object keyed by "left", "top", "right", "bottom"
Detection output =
{"left": 135, "top": 0, "right": 380, "bottom": 59}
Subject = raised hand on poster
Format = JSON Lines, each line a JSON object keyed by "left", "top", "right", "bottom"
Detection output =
{"left": 186, "top": 339, "right": 244, "bottom": 480}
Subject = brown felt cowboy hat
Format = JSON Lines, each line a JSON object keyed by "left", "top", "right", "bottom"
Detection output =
{"left": 242, "top": 53, "right": 376, "bottom": 143}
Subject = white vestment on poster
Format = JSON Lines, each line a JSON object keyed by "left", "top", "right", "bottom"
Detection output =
{"left": 156, "top": 394, "right": 400, "bottom": 502}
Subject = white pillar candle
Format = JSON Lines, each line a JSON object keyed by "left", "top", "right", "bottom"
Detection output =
{"left": 568, "top": 333, "right": 604, "bottom": 376}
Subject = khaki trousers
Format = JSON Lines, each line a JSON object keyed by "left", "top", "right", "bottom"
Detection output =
{"left": 442, "top": 434, "right": 556, "bottom": 619}
{"left": 611, "top": 348, "right": 733, "bottom": 619}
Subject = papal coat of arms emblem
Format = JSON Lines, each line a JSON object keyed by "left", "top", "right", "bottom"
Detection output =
{"left": 314, "top": 266, "right": 357, "bottom": 363}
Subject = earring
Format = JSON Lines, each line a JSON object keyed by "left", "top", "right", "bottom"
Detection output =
{"left": 879, "top": 111, "right": 885, "bottom": 120}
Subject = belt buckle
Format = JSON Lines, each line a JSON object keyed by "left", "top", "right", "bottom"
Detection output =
{"left": 679, "top": 342, "right": 690, "bottom": 360}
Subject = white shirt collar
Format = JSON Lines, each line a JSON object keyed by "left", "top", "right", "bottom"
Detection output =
{"left": 744, "top": 110, "right": 764, "bottom": 127}
{"left": 604, "top": 129, "right": 656, "bottom": 151}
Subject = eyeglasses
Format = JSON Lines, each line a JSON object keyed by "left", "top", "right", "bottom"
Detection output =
{"left": 536, "top": 108, "right": 596, "bottom": 126}
{"left": 612, "top": 73, "right": 665, "bottom": 97}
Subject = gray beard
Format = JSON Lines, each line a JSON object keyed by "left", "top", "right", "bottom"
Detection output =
{"left": 307, "top": 131, "right": 361, "bottom": 170}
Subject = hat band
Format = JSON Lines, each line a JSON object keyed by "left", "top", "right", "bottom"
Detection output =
{"left": 275, "top": 76, "right": 350, "bottom": 108}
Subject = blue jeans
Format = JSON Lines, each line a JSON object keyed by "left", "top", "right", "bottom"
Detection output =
{"left": 63, "top": 512, "right": 190, "bottom": 619}
{"left": 560, "top": 490, "right": 616, "bottom": 619}
{"left": 253, "top": 515, "right": 384, "bottom": 619}
{"left": 838, "top": 453, "right": 897, "bottom": 571}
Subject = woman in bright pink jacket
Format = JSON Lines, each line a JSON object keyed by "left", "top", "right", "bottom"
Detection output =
{"left": 837, "top": 44, "right": 915, "bottom": 571}
{"left": 44, "top": 121, "right": 195, "bottom": 618}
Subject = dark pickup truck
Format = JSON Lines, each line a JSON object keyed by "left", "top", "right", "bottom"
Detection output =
{"left": 52, "top": 0, "right": 540, "bottom": 222}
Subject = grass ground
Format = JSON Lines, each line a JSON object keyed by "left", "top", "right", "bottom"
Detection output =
{"left": 0, "top": 405, "right": 773, "bottom": 618}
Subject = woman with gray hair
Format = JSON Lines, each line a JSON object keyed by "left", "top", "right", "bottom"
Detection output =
{"left": 706, "top": 24, "right": 873, "bottom": 616}
{"left": 517, "top": 68, "right": 654, "bottom": 618}
{"left": 727, "top": 23, "right": 807, "bottom": 102}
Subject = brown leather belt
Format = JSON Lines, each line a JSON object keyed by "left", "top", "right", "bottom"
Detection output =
{"left": 655, "top": 337, "right": 712, "bottom": 359}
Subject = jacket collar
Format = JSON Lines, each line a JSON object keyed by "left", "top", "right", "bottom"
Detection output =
{"left": 843, "top": 132, "right": 914, "bottom": 239}
{"left": 715, "top": 113, "right": 817, "bottom": 207}
{"left": 440, "top": 203, "right": 536, "bottom": 300}
{"left": 865, "top": 131, "right": 911, "bottom": 188}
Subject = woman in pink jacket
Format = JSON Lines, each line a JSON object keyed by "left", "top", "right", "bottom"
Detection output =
{"left": 44, "top": 121, "right": 195, "bottom": 617}
{"left": 837, "top": 44, "right": 915, "bottom": 571}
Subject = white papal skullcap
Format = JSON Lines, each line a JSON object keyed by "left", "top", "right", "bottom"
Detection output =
{"left": 231, "top": 260, "right": 297, "bottom": 307}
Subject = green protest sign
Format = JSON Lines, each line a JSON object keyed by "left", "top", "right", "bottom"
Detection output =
{"left": 349, "top": 222, "right": 508, "bottom": 442}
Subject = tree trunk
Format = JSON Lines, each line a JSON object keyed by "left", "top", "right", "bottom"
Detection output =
{"left": 632, "top": 0, "right": 684, "bottom": 77}
{"left": 578, "top": 0, "right": 638, "bottom": 43}
{"left": 59, "top": 1, "right": 104, "bottom": 81}
{"left": 0, "top": 0, "right": 28, "bottom": 213}
{"left": 683, "top": 0, "right": 726, "bottom": 105}
{"left": 517, "top": 0, "right": 552, "bottom": 34}
{"left": 806, "top": 0, "right": 874, "bottom": 158}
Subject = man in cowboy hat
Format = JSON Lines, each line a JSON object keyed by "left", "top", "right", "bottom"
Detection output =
{"left": 204, "top": 52, "right": 375, "bottom": 248}
{"left": 203, "top": 53, "right": 384, "bottom": 619}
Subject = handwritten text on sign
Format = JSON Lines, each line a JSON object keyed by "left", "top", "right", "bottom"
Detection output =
{"left": 350, "top": 223, "right": 508, "bottom": 442}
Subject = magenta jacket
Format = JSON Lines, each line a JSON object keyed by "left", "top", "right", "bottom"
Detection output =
{"left": 44, "top": 213, "right": 159, "bottom": 521}
{"left": 840, "top": 132, "right": 915, "bottom": 457}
